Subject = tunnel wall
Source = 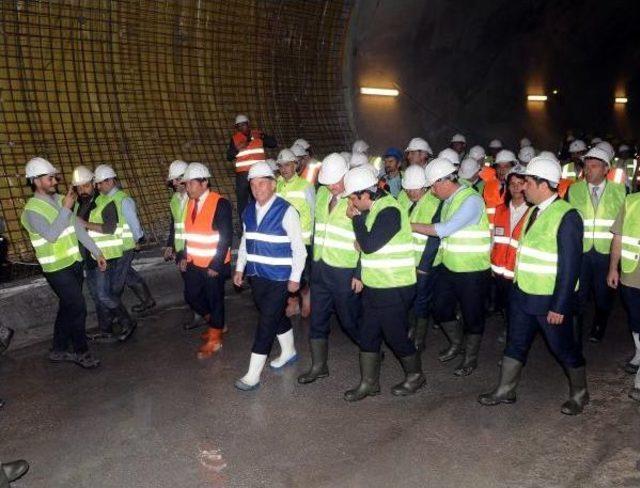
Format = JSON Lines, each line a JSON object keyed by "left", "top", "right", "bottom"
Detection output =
{"left": 0, "top": 0, "right": 353, "bottom": 262}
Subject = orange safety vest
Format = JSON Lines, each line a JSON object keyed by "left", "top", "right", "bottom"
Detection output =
{"left": 491, "top": 203, "right": 527, "bottom": 280}
{"left": 479, "top": 166, "right": 497, "bottom": 182}
{"left": 607, "top": 167, "right": 626, "bottom": 185}
{"left": 233, "top": 130, "right": 266, "bottom": 173}
{"left": 184, "top": 192, "right": 231, "bottom": 268}
{"left": 300, "top": 160, "right": 322, "bottom": 185}
{"left": 557, "top": 178, "right": 573, "bottom": 199}
{"left": 482, "top": 179, "right": 505, "bottom": 230}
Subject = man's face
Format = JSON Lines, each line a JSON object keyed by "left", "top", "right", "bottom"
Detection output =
{"left": 185, "top": 179, "right": 207, "bottom": 199}
{"left": 507, "top": 176, "right": 525, "bottom": 199}
{"left": 76, "top": 182, "right": 94, "bottom": 199}
{"left": 524, "top": 176, "right": 545, "bottom": 204}
{"left": 349, "top": 192, "right": 370, "bottom": 212}
{"left": 384, "top": 157, "right": 400, "bottom": 174}
{"left": 236, "top": 122, "right": 250, "bottom": 136}
{"left": 496, "top": 162, "right": 512, "bottom": 181}
{"left": 430, "top": 179, "right": 449, "bottom": 200}
{"left": 250, "top": 177, "right": 276, "bottom": 204}
{"left": 278, "top": 161, "right": 297, "bottom": 180}
{"left": 35, "top": 174, "right": 58, "bottom": 194}
{"left": 172, "top": 178, "right": 185, "bottom": 192}
{"left": 96, "top": 178, "right": 116, "bottom": 195}
{"left": 583, "top": 158, "right": 607, "bottom": 185}
{"left": 406, "top": 188, "right": 426, "bottom": 202}
{"left": 451, "top": 142, "right": 466, "bottom": 154}
{"left": 407, "top": 150, "right": 428, "bottom": 166}
{"left": 328, "top": 180, "right": 345, "bottom": 196}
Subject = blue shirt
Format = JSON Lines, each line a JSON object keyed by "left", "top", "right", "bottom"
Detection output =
{"left": 108, "top": 187, "right": 144, "bottom": 242}
{"left": 433, "top": 185, "right": 484, "bottom": 238}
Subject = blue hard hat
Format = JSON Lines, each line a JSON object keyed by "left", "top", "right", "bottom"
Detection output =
{"left": 383, "top": 147, "right": 403, "bottom": 160}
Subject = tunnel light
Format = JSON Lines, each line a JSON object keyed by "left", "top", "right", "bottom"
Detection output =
{"left": 615, "top": 97, "right": 628, "bottom": 104}
{"left": 527, "top": 95, "right": 548, "bottom": 102}
{"left": 360, "top": 87, "right": 399, "bottom": 97}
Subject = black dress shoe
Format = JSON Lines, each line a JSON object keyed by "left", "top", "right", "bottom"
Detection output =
{"left": 1, "top": 459, "right": 29, "bottom": 483}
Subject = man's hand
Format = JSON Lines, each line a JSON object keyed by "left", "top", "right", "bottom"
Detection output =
{"left": 207, "top": 269, "right": 219, "bottom": 278}
{"left": 162, "top": 247, "right": 175, "bottom": 261}
{"left": 179, "top": 259, "right": 188, "bottom": 273}
{"left": 346, "top": 200, "right": 360, "bottom": 219}
{"left": 351, "top": 278, "right": 363, "bottom": 294}
{"left": 288, "top": 280, "right": 300, "bottom": 293}
{"left": 233, "top": 271, "right": 244, "bottom": 287}
{"left": 96, "top": 255, "right": 107, "bottom": 272}
{"left": 607, "top": 268, "right": 619, "bottom": 289}
{"left": 547, "top": 311, "right": 564, "bottom": 325}
{"left": 354, "top": 241, "right": 361, "bottom": 252}
{"left": 63, "top": 188, "right": 77, "bottom": 209}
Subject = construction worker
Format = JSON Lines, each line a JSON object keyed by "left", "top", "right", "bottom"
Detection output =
{"left": 596, "top": 141, "right": 628, "bottom": 186}
{"left": 450, "top": 133, "right": 467, "bottom": 156}
{"left": 93, "top": 164, "right": 156, "bottom": 315}
{"left": 178, "top": 162, "right": 232, "bottom": 359}
{"left": 483, "top": 149, "right": 517, "bottom": 231}
{"left": 518, "top": 145, "right": 535, "bottom": 166}
{"left": 607, "top": 191, "right": 640, "bottom": 400}
{"left": 73, "top": 165, "right": 136, "bottom": 343}
{"left": 293, "top": 138, "right": 313, "bottom": 157}
{"left": 0, "top": 459, "right": 29, "bottom": 486}
{"left": 292, "top": 142, "right": 322, "bottom": 186}
{"left": 226, "top": 114, "right": 277, "bottom": 227}
{"left": 20, "top": 157, "right": 103, "bottom": 368}
{"left": 615, "top": 144, "right": 638, "bottom": 181}
{"left": 352, "top": 139, "right": 369, "bottom": 156}
{"left": 234, "top": 162, "right": 307, "bottom": 391}
{"left": 298, "top": 153, "right": 362, "bottom": 384}
{"left": 276, "top": 148, "right": 315, "bottom": 318}
{"left": 479, "top": 155, "right": 587, "bottom": 416}
{"left": 405, "top": 137, "right": 432, "bottom": 168}
{"left": 458, "top": 157, "right": 484, "bottom": 193}
{"left": 414, "top": 158, "right": 491, "bottom": 377}
{"left": 567, "top": 147, "right": 626, "bottom": 343}
{"left": 378, "top": 147, "right": 404, "bottom": 197}
{"left": 343, "top": 166, "right": 423, "bottom": 401}
{"left": 400, "top": 165, "right": 442, "bottom": 351}
{"left": 487, "top": 139, "right": 503, "bottom": 164}
{"left": 562, "top": 139, "right": 587, "bottom": 180}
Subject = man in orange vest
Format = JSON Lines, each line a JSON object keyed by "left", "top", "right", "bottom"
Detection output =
{"left": 179, "top": 162, "right": 233, "bottom": 360}
{"left": 483, "top": 149, "right": 517, "bottom": 231}
{"left": 226, "top": 114, "right": 277, "bottom": 230}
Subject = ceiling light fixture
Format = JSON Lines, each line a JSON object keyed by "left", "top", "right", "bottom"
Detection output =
{"left": 360, "top": 87, "right": 399, "bottom": 97}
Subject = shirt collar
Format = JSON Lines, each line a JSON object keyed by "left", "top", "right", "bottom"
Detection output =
{"left": 445, "top": 185, "right": 464, "bottom": 204}
{"left": 587, "top": 180, "right": 606, "bottom": 191}
{"left": 257, "top": 193, "right": 277, "bottom": 211}
{"left": 197, "top": 189, "right": 210, "bottom": 205}
{"left": 107, "top": 187, "right": 118, "bottom": 197}
{"left": 536, "top": 193, "right": 558, "bottom": 212}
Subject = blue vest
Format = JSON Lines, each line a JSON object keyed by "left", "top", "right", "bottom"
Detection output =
{"left": 243, "top": 196, "right": 293, "bottom": 281}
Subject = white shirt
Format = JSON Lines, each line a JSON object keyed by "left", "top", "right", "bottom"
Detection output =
{"left": 536, "top": 194, "right": 558, "bottom": 214}
{"left": 587, "top": 180, "right": 606, "bottom": 206}
{"left": 236, "top": 194, "right": 307, "bottom": 282}
{"left": 193, "top": 189, "right": 210, "bottom": 215}
{"left": 509, "top": 200, "right": 529, "bottom": 231}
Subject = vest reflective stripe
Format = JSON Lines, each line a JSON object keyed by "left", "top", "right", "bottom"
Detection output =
{"left": 170, "top": 192, "right": 188, "bottom": 252}
{"left": 621, "top": 193, "right": 640, "bottom": 273}
{"left": 106, "top": 190, "right": 137, "bottom": 251}
{"left": 360, "top": 195, "right": 417, "bottom": 288}
{"left": 482, "top": 179, "right": 505, "bottom": 231}
{"left": 184, "top": 192, "right": 229, "bottom": 268}
{"left": 514, "top": 200, "right": 573, "bottom": 295}
{"left": 243, "top": 196, "right": 293, "bottom": 281}
{"left": 568, "top": 180, "right": 625, "bottom": 253}
{"left": 313, "top": 187, "right": 359, "bottom": 268}
{"left": 607, "top": 168, "right": 626, "bottom": 185}
{"left": 435, "top": 186, "right": 491, "bottom": 272}
{"left": 405, "top": 192, "right": 440, "bottom": 266}
{"left": 276, "top": 175, "right": 313, "bottom": 245}
{"left": 301, "top": 161, "right": 322, "bottom": 184}
{"left": 562, "top": 162, "right": 577, "bottom": 179}
{"left": 87, "top": 194, "right": 124, "bottom": 260}
{"left": 234, "top": 131, "right": 266, "bottom": 172}
{"left": 20, "top": 195, "right": 82, "bottom": 272}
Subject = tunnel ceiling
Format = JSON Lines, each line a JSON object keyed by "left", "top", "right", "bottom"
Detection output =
{"left": 348, "top": 0, "right": 640, "bottom": 153}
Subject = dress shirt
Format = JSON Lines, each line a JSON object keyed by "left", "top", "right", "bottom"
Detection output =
{"left": 433, "top": 185, "right": 484, "bottom": 238}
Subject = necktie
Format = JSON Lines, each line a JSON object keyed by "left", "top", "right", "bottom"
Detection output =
{"left": 591, "top": 186, "right": 600, "bottom": 207}
{"left": 525, "top": 207, "right": 539, "bottom": 233}
{"left": 499, "top": 182, "right": 506, "bottom": 198}
{"left": 191, "top": 199, "right": 199, "bottom": 223}
{"left": 408, "top": 201, "right": 417, "bottom": 215}
{"left": 329, "top": 195, "right": 338, "bottom": 212}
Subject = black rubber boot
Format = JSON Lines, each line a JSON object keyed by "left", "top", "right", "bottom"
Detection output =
{"left": 407, "top": 311, "right": 417, "bottom": 341}
{"left": 1, "top": 459, "right": 29, "bottom": 483}
{"left": 438, "top": 320, "right": 464, "bottom": 362}
{"left": 130, "top": 282, "right": 156, "bottom": 314}
{"left": 115, "top": 305, "right": 137, "bottom": 342}
{"left": 454, "top": 334, "right": 482, "bottom": 377}
{"left": 588, "top": 309, "right": 608, "bottom": 343}
{"left": 0, "top": 326, "right": 15, "bottom": 354}
{"left": 344, "top": 352, "right": 381, "bottom": 402}
{"left": 414, "top": 317, "right": 430, "bottom": 352}
{"left": 391, "top": 353, "right": 426, "bottom": 396}
{"left": 298, "top": 339, "right": 329, "bottom": 384}
{"left": 478, "top": 356, "right": 523, "bottom": 406}
{"left": 561, "top": 366, "right": 589, "bottom": 415}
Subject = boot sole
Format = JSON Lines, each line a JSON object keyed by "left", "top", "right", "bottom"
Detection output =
{"left": 344, "top": 390, "right": 380, "bottom": 402}
{"left": 269, "top": 354, "right": 299, "bottom": 370}
{"left": 297, "top": 372, "right": 329, "bottom": 384}
{"left": 477, "top": 397, "right": 516, "bottom": 406}
{"left": 391, "top": 379, "right": 426, "bottom": 396}
{"left": 234, "top": 380, "right": 260, "bottom": 391}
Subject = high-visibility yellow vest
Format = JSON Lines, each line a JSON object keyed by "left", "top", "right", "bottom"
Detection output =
{"left": 87, "top": 195, "right": 124, "bottom": 260}
{"left": 99, "top": 190, "right": 136, "bottom": 251}
{"left": 313, "top": 186, "right": 359, "bottom": 268}
{"left": 169, "top": 192, "right": 187, "bottom": 252}
{"left": 276, "top": 174, "right": 313, "bottom": 245}
{"left": 621, "top": 193, "right": 640, "bottom": 274}
{"left": 403, "top": 192, "right": 440, "bottom": 266}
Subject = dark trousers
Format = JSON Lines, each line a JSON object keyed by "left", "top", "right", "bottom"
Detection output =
{"left": 43, "top": 261, "right": 88, "bottom": 353}
{"left": 414, "top": 268, "right": 439, "bottom": 318}
{"left": 504, "top": 297, "right": 585, "bottom": 368}
{"left": 621, "top": 284, "right": 640, "bottom": 333}
{"left": 85, "top": 262, "right": 121, "bottom": 333}
{"left": 183, "top": 264, "right": 226, "bottom": 328}
{"left": 235, "top": 172, "right": 251, "bottom": 226}
{"left": 578, "top": 250, "right": 614, "bottom": 316}
{"left": 111, "top": 249, "right": 135, "bottom": 296}
{"left": 433, "top": 266, "right": 490, "bottom": 334}
{"left": 309, "top": 260, "right": 360, "bottom": 343}
{"left": 359, "top": 285, "right": 416, "bottom": 357}
{"left": 249, "top": 276, "right": 291, "bottom": 355}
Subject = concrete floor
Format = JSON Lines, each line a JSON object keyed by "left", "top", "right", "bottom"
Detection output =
{"left": 2, "top": 287, "right": 640, "bottom": 488}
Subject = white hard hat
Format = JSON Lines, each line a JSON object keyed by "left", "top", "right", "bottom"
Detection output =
{"left": 537, "top": 150, "right": 558, "bottom": 162}
{"left": 71, "top": 165, "right": 94, "bottom": 186}
{"left": 25, "top": 157, "right": 58, "bottom": 179}
{"left": 405, "top": 137, "right": 433, "bottom": 154}
{"left": 520, "top": 137, "right": 532, "bottom": 148}
{"left": 340, "top": 151, "right": 352, "bottom": 164}
{"left": 438, "top": 148, "right": 460, "bottom": 166}
{"left": 489, "top": 139, "right": 503, "bottom": 149}
{"left": 468, "top": 145, "right": 486, "bottom": 161}
{"left": 167, "top": 159, "right": 188, "bottom": 181}
{"left": 276, "top": 148, "right": 297, "bottom": 165}
{"left": 583, "top": 147, "right": 611, "bottom": 166}
{"left": 507, "top": 164, "right": 527, "bottom": 178}
{"left": 518, "top": 146, "right": 536, "bottom": 164}
{"left": 235, "top": 114, "right": 249, "bottom": 125}
{"left": 569, "top": 140, "right": 587, "bottom": 153}
{"left": 595, "top": 141, "right": 615, "bottom": 161}
{"left": 352, "top": 139, "right": 369, "bottom": 154}
{"left": 247, "top": 161, "right": 275, "bottom": 180}
{"left": 182, "top": 162, "right": 211, "bottom": 180}
{"left": 458, "top": 158, "right": 480, "bottom": 180}
{"left": 94, "top": 164, "right": 117, "bottom": 183}
{"left": 619, "top": 144, "right": 630, "bottom": 153}
{"left": 290, "top": 143, "right": 308, "bottom": 157}
{"left": 318, "top": 153, "right": 348, "bottom": 185}
{"left": 293, "top": 138, "right": 310, "bottom": 150}
{"left": 349, "top": 152, "right": 369, "bottom": 169}
{"left": 265, "top": 159, "right": 278, "bottom": 172}
{"left": 343, "top": 166, "right": 378, "bottom": 195}
{"left": 401, "top": 164, "right": 427, "bottom": 190}
{"left": 525, "top": 155, "right": 561, "bottom": 184}
{"left": 591, "top": 137, "right": 603, "bottom": 145}
{"left": 424, "top": 157, "right": 457, "bottom": 187}
{"left": 494, "top": 149, "right": 517, "bottom": 165}
{"left": 451, "top": 133, "right": 466, "bottom": 144}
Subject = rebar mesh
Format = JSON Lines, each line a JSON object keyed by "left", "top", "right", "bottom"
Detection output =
{"left": 0, "top": 0, "right": 353, "bottom": 263}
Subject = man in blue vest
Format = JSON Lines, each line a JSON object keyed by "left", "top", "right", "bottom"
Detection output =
{"left": 233, "top": 162, "right": 307, "bottom": 391}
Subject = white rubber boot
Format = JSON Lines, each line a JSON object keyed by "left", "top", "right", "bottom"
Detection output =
{"left": 270, "top": 329, "right": 298, "bottom": 369}
{"left": 235, "top": 353, "right": 267, "bottom": 391}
